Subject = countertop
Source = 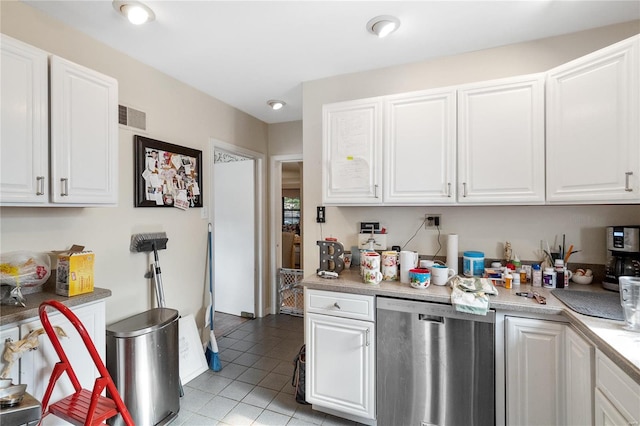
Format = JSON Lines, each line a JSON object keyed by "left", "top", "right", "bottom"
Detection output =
{"left": 303, "top": 269, "right": 640, "bottom": 384}
{"left": 0, "top": 287, "right": 111, "bottom": 327}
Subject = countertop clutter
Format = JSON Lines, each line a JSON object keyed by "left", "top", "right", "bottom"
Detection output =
{"left": 303, "top": 269, "right": 640, "bottom": 384}
{"left": 0, "top": 285, "right": 111, "bottom": 327}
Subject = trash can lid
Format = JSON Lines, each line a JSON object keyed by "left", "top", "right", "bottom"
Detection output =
{"left": 106, "top": 308, "right": 179, "bottom": 338}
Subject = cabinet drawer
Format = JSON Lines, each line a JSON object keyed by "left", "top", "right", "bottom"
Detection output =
{"left": 595, "top": 349, "right": 640, "bottom": 423}
{"left": 305, "top": 289, "right": 374, "bottom": 321}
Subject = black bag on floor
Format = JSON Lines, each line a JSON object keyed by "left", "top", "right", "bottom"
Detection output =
{"left": 292, "top": 344, "right": 310, "bottom": 404}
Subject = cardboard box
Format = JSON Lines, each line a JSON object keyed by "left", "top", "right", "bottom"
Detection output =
{"left": 56, "top": 245, "right": 94, "bottom": 297}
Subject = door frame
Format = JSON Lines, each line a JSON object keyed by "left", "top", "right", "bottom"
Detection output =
{"left": 210, "top": 139, "right": 266, "bottom": 317}
{"left": 269, "top": 154, "right": 303, "bottom": 315}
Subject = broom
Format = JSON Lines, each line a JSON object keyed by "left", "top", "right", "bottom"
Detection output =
{"left": 204, "top": 223, "right": 222, "bottom": 371}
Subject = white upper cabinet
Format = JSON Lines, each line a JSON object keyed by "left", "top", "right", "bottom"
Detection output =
{"left": 0, "top": 34, "right": 49, "bottom": 204}
{"left": 0, "top": 35, "right": 119, "bottom": 207}
{"left": 50, "top": 56, "right": 119, "bottom": 205}
{"left": 323, "top": 98, "right": 383, "bottom": 204}
{"left": 546, "top": 35, "right": 639, "bottom": 203}
{"left": 457, "top": 74, "right": 546, "bottom": 204}
{"left": 383, "top": 89, "right": 457, "bottom": 204}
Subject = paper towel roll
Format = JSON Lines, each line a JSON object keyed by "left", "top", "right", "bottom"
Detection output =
{"left": 447, "top": 234, "right": 459, "bottom": 274}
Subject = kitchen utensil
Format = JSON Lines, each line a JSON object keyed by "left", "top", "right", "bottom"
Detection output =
{"left": 571, "top": 274, "right": 593, "bottom": 285}
{"left": 409, "top": 268, "right": 430, "bottom": 289}
{"left": 619, "top": 276, "right": 640, "bottom": 331}
{"left": 516, "top": 292, "right": 546, "bottom": 304}
{"left": 431, "top": 264, "right": 456, "bottom": 286}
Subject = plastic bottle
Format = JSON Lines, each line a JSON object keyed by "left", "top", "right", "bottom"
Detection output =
{"left": 532, "top": 264, "right": 542, "bottom": 287}
{"left": 512, "top": 271, "right": 520, "bottom": 286}
{"left": 504, "top": 270, "right": 513, "bottom": 289}
{"left": 554, "top": 259, "right": 565, "bottom": 289}
{"left": 519, "top": 269, "right": 527, "bottom": 284}
{"left": 543, "top": 267, "right": 556, "bottom": 288}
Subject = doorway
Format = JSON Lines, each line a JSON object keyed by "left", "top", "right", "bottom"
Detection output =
{"left": 211, "top": 141, "right": 265, "bottom": 318}
{"left": 270, "top": 154, "right": 303, "bottom": 315}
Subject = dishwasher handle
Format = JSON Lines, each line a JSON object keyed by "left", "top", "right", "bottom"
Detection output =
{"left": 418, "top": 313, "right": 444, "bottom": 323}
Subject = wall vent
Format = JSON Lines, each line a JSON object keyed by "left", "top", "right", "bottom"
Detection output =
{"left": 118, "top": 104, "right": 147, "bottom": 131}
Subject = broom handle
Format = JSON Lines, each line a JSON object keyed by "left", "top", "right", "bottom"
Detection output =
{"left": 153, "top": 243, "right": 166, "bottom": 308}
{"left": 208, "top": 223, "right": 215, "bottom": 331}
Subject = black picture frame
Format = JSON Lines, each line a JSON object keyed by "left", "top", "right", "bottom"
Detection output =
{"left": 134, "top": 135, "right": 203, "bottom": 208}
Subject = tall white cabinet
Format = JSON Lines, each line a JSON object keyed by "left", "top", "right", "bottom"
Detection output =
{"left": 546, "top": 35, "right": 639, "bottom": 203}
{"left": 0, "top": 34, "right": 49, "bottom": 204}
{"left": 457, "top": 74, "right": 545, "bottom": 204}
{"left": 0, "top": 34, "right": 119, "bottom": 207}
{"left": 305, "top": 289, "right": 375, "bottom": 423}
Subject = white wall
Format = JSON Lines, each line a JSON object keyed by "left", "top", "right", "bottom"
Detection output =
{"left": 302, "top": 21, "right": 640, "bottom": 271}
{"left": 0, "top": 2, "right": 269, "bottom": 325}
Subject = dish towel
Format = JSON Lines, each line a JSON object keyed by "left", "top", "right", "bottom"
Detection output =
{"left": 450, "top": 276, "right": 498, "bottom": 316}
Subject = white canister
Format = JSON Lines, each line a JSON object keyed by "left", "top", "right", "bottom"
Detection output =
{"left": 543, "top": 268, "right": 557, "bottom": 288}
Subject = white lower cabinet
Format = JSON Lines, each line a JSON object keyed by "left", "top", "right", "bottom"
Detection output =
{"left": 305, "top": 289, "right": 375, "bottom": 422}
{"left": 594, "top": 349, "right": 640, "bottom": 425}
{"left": 505, "top": 316, "right": 593, "bottom": 426}
{"left": 0, "top": 300, "right": 106, "bottom": 409}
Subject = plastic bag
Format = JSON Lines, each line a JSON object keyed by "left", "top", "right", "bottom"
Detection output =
{"left": 0, "top": 251, "right": 51, "bottom": 288}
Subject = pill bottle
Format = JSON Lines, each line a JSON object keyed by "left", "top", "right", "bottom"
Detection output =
{"left": 519, "top": 269, "right": 527, "bottom": 284}
{"left": 463, "top": 251, "right": 485, "bottom": 277}
{"left": 504, "top": 270, "right": 513, "bottom": 289}
{"left": 543, "top": 267, "right": 556, "bottom": 288}
{"left": 532, "top": 264, "right": 542, "bottom": 287}
{"left": 512, "top": 271, "right": 520, "bottom": 286}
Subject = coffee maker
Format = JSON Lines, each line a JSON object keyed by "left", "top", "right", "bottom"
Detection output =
{"left": 603, "top": 226, "right": 640, "bottom": 291}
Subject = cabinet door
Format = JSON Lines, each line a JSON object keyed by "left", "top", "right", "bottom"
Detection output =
{"left": 322, "top": 98, "right": 383, "bottom": 204}
{"left": 458, "top": 74, "right": 545, "bottom": 204}
{"left": 19, "top": 301, "right": 106, "bottom": 403}
{"left": 505, "top": 316, "right": 565, "bottom": 425}
{"left": 384, "top": 89, "right": 457, "bottom": 204}
{"left": 0, "top": 325, "right": 21, "bottom": 381}
{"left": 546, "top": 35, "right": 639, "bottom": 203}
{"left": 565, "top": 326, "right": 593, "bottom": 426}
{"left": 305, "top": 312, "right": 375, "bottom": 420}
{"left": 50, "top": 56, "right": 118, "bottom": 205}
{"left": 594, "top": 388, "right": 633, "bottom": 426}
{"left": 0, "top": 34, "right": 49, "bottom": 205}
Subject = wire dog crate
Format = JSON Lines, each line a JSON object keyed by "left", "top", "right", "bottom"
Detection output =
{"left": 279, "top": 268, "right": 304, "bottom": 316}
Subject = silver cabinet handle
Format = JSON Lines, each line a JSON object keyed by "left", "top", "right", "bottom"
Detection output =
{"left": 374, "top": 184, "right": 379, "bottom": 198}
{"left": 36, "top": 176, "right": 45, "bottom": 196}
{"left": 333, "top": 302, "right": 341, "bottom": 309}
{"left": 60, "top": 178, "right": 69, "bottom": 196}
{"left": 447, "top": 182, "right": 452, "bottom": 197}
{"left": 365, "top": 329, "right": 370, "bottom": 347}
{"left": 625, "top": 172, "right": 633, "bottom": 192}
{"left": 462, "top": 182, "right": 468, "bottom": 197}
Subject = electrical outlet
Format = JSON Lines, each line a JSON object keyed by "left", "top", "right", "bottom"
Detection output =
{"left": 425, "top": 214, "right": 442, "bottom": 229}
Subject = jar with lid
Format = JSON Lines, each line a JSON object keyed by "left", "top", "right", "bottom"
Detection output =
{"left": 463, "top": 251, "right": 484, "bottom": 277}
{"left": 504, "top": 270, "right": 513, "bottom": 289}
{"left": 554, "top": 259, "right": 566, "bottom": 288}
{"left": 543, "top": 267, "right": 556, "bottom": 288}
{"left": 512, "top": 271, "right": 520, "bottom": 286}
{"left": 532, "top": 264, "right": 542, "bottom": 287}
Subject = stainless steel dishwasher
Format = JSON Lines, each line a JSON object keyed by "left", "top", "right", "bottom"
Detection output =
{"left": 377, "top": 297, "right": 495, "bottom": 426}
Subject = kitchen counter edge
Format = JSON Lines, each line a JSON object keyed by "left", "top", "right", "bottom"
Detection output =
{"left": 0, "top": 287, "right": 111, "bottom": 327}
{"left": 303, "top": 270, "right": 640, "bottom": 384}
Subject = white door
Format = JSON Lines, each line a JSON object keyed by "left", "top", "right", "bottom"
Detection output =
{"left": 214, "top": 158, "right": 255, "bottom": 316}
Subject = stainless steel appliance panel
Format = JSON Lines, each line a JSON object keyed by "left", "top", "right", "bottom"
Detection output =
{"left": 377, "top": 298, "right": 495, "bottom": 426}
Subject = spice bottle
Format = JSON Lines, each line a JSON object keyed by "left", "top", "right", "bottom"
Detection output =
{"left": 532, "top": 264, "right": 542, "bottom": 287}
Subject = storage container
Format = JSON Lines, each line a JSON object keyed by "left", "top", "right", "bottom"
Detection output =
{"left": 463, "top": 251, "right": 485, "bottom": 277}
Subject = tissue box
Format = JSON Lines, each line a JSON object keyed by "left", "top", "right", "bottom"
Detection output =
{"left": 56, "top": 246, "right": 94, "bottom": 297}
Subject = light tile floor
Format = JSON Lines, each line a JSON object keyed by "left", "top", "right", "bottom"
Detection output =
{"left": 173, "top": 314, "right": 358, "bottom": 426}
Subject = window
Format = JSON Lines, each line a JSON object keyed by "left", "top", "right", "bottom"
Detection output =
{"left": 283, "top": 196, "right": 300, "bottom": 229}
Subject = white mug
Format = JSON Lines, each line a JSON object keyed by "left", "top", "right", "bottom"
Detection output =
{"left": 431, "top": 264, "right": 456, "bottom": 285}
{"left": 419, "top": 259, "right": 435, "bottom": 268}
{"left": 362, "top": 251, "right": 381, "bottom": 270}
{"left": 399, "top": 251, "right": 419, "bottom": 284}
{"left": 363, "top": 268, "right": 383, "bottom": 285}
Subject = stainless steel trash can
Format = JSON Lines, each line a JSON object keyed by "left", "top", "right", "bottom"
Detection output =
{"left": 106, "top": 308, "right": 180, "bottom": 426}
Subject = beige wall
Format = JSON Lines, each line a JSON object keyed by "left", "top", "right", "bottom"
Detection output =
{"left": 0, "top": 2, "right": 269, "bottom": 325}
{"left": 302, "top": 21, "right": 640, "bottom": 271}
{"left": 267, "top": 121, "right": 303, "bottom": 156}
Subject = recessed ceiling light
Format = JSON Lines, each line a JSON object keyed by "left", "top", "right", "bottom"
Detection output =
{"left": 267, "top": 100, "right": 286, "bottom": 110}
{"left": 367, "top": 15, "right": 401, "bottom": 38}
{"left": 113, "top": 1, "right": 155, "bottom": 25}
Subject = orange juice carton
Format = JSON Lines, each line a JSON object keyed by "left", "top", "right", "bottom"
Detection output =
{"left": 55, "top": 245, "right": 94, "bottom": 296}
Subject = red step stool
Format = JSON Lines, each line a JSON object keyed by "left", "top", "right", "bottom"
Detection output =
{"left": 38, "top": 300, "right": 134, "bottom": 426}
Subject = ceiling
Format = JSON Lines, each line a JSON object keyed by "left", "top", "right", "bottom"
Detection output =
{"left": 23, "top": 1, "right": 640, "bottom": 124}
